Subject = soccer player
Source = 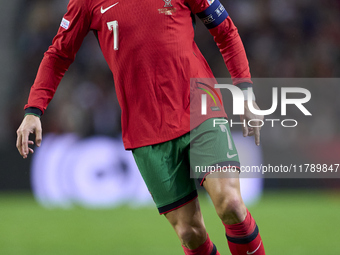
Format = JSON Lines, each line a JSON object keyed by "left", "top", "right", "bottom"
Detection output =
{"left": 16, "top": 0, "right": 265, "bottom": 254}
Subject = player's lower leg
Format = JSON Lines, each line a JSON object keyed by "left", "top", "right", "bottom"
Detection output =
{"left": 223, "top": 209, "right": 265, "bottom": 255}
{"left": 165, "top": 198, "right": 221, "bottom": 255}
{"left": 182, "top": 234, "right": 220, "bottom": 255}
{"left": 204, "top": 172, "right": 265, "bottom": 255}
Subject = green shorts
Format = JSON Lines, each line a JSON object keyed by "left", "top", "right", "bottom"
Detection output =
{"left": 132, "top": 118, "right": 240, "bottom": 214}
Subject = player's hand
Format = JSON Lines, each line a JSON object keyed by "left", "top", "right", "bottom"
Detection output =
{"left": 16, "top": 115, "right": 42, "bottom": 159}
{"left": 240, "top": 101, "right": 264, "bottom": 146}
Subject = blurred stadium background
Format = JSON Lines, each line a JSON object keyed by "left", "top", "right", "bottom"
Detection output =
{"left": 1, "top": 0, "right": 340, "bottom": 254}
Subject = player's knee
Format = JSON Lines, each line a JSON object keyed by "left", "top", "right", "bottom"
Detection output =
{"left": 175, "top": 224, "right": 206, "bottom": 248}
{"left": 216, "top": 194, "right": 245, "bottom": 223}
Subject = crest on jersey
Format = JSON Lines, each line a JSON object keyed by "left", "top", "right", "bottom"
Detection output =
{"left": 207, "top": 0, "right": 215, "bottom": 5}
{"left": 159, "top": 0, "right": 176, "bottom": 15}
{"left": 163, "top": 0, "right": 172, "bottom": 7}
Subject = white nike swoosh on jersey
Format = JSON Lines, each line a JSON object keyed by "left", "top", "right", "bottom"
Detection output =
{"left": 227, "top": 152, "right": 237, "bottom": 159}
{"left": 101, "top": 2, "right": 119, "bottom": 14}
{"left": 246, "top": 241, "right": 262, "bottom": 255}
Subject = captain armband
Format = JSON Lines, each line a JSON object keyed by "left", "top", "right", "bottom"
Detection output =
{"left": 196, "top": 0, "right": 229, "bottom": 29}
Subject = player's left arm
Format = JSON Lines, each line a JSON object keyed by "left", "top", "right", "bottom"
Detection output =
{"left": 209, "top": 15, "right": 264, "bottom": 145}
{"left": 187, "top": 0, "right": 263, "bottom": 145}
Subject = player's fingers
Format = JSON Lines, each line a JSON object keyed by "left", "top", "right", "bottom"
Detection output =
{"left": 21, "top": 130, "right": 30, "bottom": 157}
{"left": 35, "top": 127, "right": 42, "bottom": 147}
{"left": 16, "top": 131, "right": 23, "bottom": 156}
{"left": 28, "top": 141, "right": 34, "bottom": 154}
{"left": 240, "top": 116, "right": 248, "bottom": 137}
{"left": 248, "top": 128, "right": 255, "bottom": 136}
{"left": 254, "top": 126, "right": 261, "bottom": 146}
{"left": 243, "top": 126, "right": 249, "bottom": 137}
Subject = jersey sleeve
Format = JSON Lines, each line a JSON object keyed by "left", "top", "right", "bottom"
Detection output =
{"left": 186, "top": 0, "right": 252, "bottom": 86}
{"left": 24, "top": 0, "right": 91, "bottom": 114}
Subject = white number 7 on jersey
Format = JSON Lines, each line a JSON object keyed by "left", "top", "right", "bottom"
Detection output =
{"left": 107, "top": 21, "right": 119, "bottom": 50}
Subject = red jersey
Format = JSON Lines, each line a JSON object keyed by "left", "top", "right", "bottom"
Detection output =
{"left": 25, "top": 0, "right": 251, "bottom": 149}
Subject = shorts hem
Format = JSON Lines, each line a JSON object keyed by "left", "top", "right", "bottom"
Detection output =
{"left": 158, "top": 190, "right": 198, "bottom": 215}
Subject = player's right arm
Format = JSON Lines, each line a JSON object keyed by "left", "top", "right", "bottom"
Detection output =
{"left": 16, "top": 0, "right": 91, "bottom": 158}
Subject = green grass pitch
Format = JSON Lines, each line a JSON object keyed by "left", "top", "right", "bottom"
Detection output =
{"left": 0, "top": 191, "right": 339, "bottom": 255}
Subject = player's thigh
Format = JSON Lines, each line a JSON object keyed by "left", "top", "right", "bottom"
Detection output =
{"left": 165, "top": 198, "right": 207, "bottom": 248}
{"left": 165, "top": 197, "right": 204, "bottom": 231}
{"left": 204, "top": 171, "right": 242, "bottom": 205}
{"left": 204, "top": 172, "right": 247, "bottom": 223}
{"left": 190, "top": 117, "right": 240, "bottom": 185}
{"left": 132, "top": 134, "right": 197, "bottom": 215}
